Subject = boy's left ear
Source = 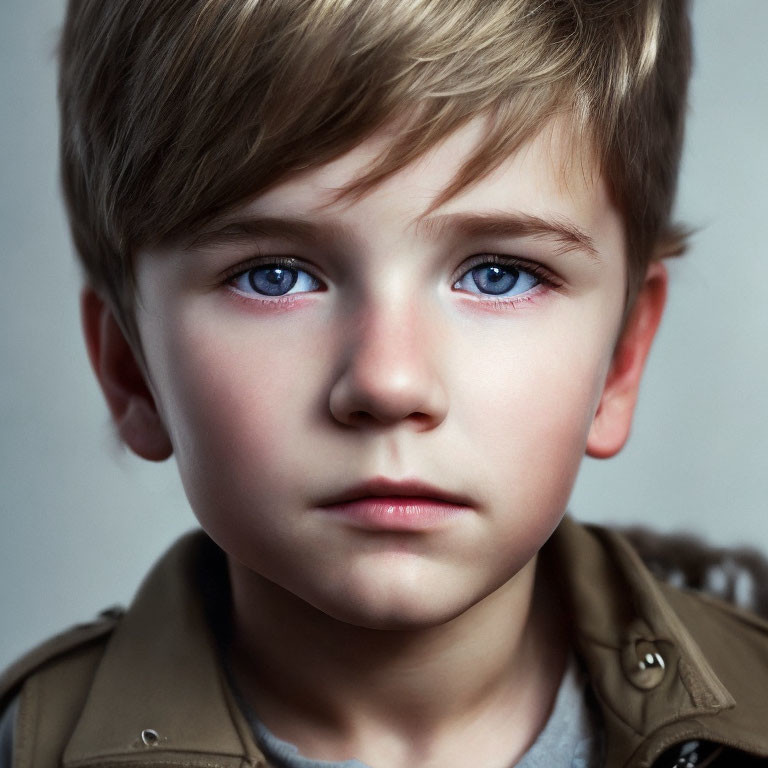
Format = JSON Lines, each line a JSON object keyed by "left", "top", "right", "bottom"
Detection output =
{"left": 586, "top": 261, "right": 668, "bottom": 459}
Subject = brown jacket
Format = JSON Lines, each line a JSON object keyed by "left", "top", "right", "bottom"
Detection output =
{"left": 2, "top": 517, "right": 768, "bottom": 767}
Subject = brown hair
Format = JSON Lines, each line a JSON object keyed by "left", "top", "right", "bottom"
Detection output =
{"left": 58, "top": 0, "right": 691, "bottom": 342}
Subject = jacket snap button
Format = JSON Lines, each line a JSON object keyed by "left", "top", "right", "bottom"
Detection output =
{"left": 625, "top": 640, "right": 666, "bottom": 690}
{"left": 141, "top": 729, "right": 160, "bottom": 747}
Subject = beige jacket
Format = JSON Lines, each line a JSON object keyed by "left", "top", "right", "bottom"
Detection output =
{"left": 2, "top": 517, "right": 768, "bottom": 767}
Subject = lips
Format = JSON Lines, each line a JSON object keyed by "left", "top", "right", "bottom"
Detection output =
{"left": 316, "top": 477, "right": 474, "bottom": 531}
{"left": 317, "top": 477, "right": 474, "bottom": 508}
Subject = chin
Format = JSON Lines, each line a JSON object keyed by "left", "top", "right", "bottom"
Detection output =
{"left": 300, "top": 573, "right": 484, "bottom": 632}
{"left": 318, "top": 598, "right": 469, "bottom": 632}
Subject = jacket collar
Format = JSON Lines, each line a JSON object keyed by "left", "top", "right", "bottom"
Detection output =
{"left": 63, "top": 531, "right": 267, "bottom": 767}
{"left": 63, "top": 520, "right": 768, "bottom": 767}
{"left": 549, "top": 516, "right": 768, "bottom": 766}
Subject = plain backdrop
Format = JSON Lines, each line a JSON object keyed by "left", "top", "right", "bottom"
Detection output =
{"left": 1, "top": 0, "right": 767, "bottom": 669}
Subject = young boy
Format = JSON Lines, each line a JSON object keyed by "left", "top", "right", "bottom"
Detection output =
{"left": 2, "top": 0, "right": 767, "bottom": 766}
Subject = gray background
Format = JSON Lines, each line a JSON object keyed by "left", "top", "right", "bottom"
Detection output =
{"left": 1, "top": 0, "right": 766, "bottom": 669}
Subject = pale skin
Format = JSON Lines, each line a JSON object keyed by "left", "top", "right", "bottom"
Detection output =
{"left": 83, "top": 116, "right": 667, "bottom": 768}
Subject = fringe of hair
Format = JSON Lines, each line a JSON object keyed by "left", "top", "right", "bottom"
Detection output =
{"left": 58, "top": 0, "right": 692, "bottom": 341}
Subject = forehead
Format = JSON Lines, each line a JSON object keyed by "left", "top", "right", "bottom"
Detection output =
{"left": 181, "top": 115, "right": 619, "bottom": 264}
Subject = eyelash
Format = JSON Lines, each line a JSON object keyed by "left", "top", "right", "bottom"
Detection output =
{"left": 223, "top": 254, "right": 563, "bottom": 305}
{"left": 454, "top": 254, "right": 562, "bottom": 295}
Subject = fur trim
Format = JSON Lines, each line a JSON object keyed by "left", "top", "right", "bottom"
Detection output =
{"left": 621, "top": 527, "right": 768, "bottom": 619}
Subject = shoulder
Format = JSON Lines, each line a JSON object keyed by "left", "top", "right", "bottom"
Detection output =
{"left": 0, "top": 607, "right": 122, "bottom": 707}
{"left": 0, "top": 531, "right": 230, "bottom": 768}
{"left": 616, "top": 524, "right": 768, "bottom": 651}
{"left": 620, "top": 526, "right": 768, "bottom": 759}
{"left": 554, "top": 519, "right": 768, "bottom": 664}
{"left": 0, "top": 609, "right": 122, "bottom": 768}
{"left": 551, "top": 519, "right": 768, "bottom": 763}
{"left": 618, "top": 525, "right": 768, "bottom": 741}
{"left": 0, "top": 530, "right": 219, "bottom": 718}
{"left": 632, "top": 527, "right": 768, "bottom": 662}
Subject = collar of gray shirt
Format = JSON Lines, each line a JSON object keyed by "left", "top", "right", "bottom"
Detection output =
{"left": 240, "top": 653, "right": 603, "bottom": 768}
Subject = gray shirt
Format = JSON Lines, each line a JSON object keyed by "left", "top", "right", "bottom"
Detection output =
{"left": 243, "top": 654, "right": 601, "bottom": 768}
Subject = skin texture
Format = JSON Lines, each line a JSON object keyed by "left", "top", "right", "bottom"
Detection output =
{"left": 82, "top": 116, "right": 667, "bottom": 768}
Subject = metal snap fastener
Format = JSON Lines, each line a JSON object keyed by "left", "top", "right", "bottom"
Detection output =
{"left": 141, "top": 729, "right": 160, "bottom": 747}
{"left": 625, "top": 640, "right": 666, "bottom": 690}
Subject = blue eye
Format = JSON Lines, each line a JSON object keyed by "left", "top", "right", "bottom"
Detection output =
{"left": 230, "top": 264, "right": 320, "bottom": 297}
{"left": 453, "top": 262, "right": 540, "bottom": 297}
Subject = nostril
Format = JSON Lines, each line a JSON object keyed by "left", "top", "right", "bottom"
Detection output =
{"left": 347, "top": 409, "right": 433, "bottom": 429}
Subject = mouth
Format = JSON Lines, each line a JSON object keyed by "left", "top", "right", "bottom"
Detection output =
{"left": 316, "top": 477, "right": 474, "bottom": 531}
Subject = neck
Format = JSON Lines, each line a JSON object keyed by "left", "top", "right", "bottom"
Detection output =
{"left": 227, "top": 556, "right": 567, "bottom": 767}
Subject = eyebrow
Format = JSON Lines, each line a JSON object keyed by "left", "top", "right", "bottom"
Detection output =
{"left": 415, "top": 211, "right": 599, "bottom": 259}
{"left": 182, "top": 216, "right": 355, "bottom": 253}
{"left": 183, "top": 210, "right": 599, "bottom": 259}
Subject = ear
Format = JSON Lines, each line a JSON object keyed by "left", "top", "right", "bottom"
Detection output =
{"left": 586, "top": 261, "right": 668, "bottom": 459}
{"left": 81, "top": 287, "right": 173, "bottom": 461}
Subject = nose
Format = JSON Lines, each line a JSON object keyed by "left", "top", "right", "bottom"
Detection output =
{"left": 328, "top": 298, "right": 449, "bottom": 430}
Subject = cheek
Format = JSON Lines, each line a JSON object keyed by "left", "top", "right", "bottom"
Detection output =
{"left": 452, "top": 311, "right": 614, "bottom": 503}
{"left": 145, "top": 306, "right": 324, "bottom": 530}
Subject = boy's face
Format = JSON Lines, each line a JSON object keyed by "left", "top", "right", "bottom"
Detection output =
{"left": 131, "top": 117, "right": 630, "bottom": 629}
